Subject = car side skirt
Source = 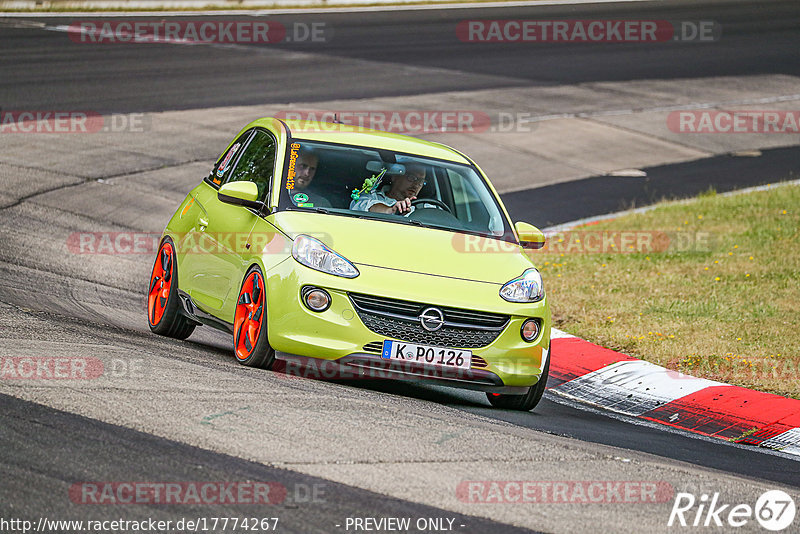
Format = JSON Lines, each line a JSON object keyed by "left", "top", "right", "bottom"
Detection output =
{"left": 177, "top": 290, "right": 234, "bottom": 333}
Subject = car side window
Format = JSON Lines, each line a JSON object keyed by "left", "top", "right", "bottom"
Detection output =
{"left": 448, "top": 168, "right": 495, "bottom": 231}
{"left": 208, "top": 130, "right": 254, "bottom": 187}
{"left": 224, "top": 130, "right": 277, "bottom": 203}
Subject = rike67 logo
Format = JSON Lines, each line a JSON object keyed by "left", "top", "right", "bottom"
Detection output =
{"left": 668, "top": 490, "right": 796, "bottom": 531}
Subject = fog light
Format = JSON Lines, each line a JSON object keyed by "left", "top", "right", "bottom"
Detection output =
{"left": 302, "top": 287, "right": 331, "bottom": 312}
{"left": 521, "top": 319, "right": 540, "bottom": 342}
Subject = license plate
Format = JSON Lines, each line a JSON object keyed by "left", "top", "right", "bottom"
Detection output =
{"left": 381, "top": 340, "right": 471, "bottom": 370}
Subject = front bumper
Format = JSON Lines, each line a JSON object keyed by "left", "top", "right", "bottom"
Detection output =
{"left": 275, "top": 352, "right": 532, "bottom": 394}
{"left": 264, "top": 260, "right": 551, "bottom": 388}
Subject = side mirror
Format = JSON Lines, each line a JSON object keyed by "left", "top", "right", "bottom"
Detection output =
{"left": 218, "top": 181, "right": 265, "bottom": 211}
{"left": 515, "top": 221, "right": 546, "bottom": 249}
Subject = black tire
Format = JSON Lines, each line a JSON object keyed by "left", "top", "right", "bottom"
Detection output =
{"left": 232, "top": 266, "right": 275, "bottom": 369}
{"left": 486, "top": 350, "right": 550, "bottom": 411}
{"left": 147, "top": 238, "right": 195, "bottom": 340}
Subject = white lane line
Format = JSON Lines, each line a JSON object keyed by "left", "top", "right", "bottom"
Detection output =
{"left": 542, "top": 179, "right": 800, "bottom": 233}
{"left": 0, "top": 0, "right": 659, "bottom": 17}
{"left": 550, "top": 328, "right": 576, "bottom": 339}
{"left": 521, "top": 94, "right": 800, "bottom": 123}
{"left": 47, "top": 22, "right": 207, "bottom": 46}
{"left": 544, "top": 178, "right": 800, "bottom": 232}
{"left": 33, "top": 21, "right": 339, "bottom": 61}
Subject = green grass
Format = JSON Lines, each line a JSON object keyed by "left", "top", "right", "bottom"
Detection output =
{"left": 533, "top": 182, "right": 800, "bottom": 398}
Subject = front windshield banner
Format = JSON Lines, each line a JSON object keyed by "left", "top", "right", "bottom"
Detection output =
{"left": 285, "top": 142, "right": 301, "bottom": 191}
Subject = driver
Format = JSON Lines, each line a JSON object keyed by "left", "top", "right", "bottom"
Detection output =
{"left": 290, "top": 148, "right": 331, "bottom": 208}
{"left": 349, "top": 163, "right": 426, "bottom": 215}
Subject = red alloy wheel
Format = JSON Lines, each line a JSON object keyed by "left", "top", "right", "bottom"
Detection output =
{"left": 234, "top": 270, "right": 265, "bottom": 361}
{"left": 148, "top": 242, "right": 174, "bottom": 327}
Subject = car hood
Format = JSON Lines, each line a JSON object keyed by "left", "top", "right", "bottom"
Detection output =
{"left": 271, "top": 211, "right": 536, "bottom": 285}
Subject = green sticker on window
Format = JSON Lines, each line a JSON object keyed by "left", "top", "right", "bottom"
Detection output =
{"left": 298, "top": 202, "right": 315, "bottom": 207}
{"left": 293, "top": 193, "right": 309, "bottom": 203}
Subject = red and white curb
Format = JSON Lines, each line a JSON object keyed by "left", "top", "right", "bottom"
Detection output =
{"left": 547, "top": 329, "right": 800, "bottom": 457}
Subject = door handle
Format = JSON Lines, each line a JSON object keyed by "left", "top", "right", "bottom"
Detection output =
{"left": 198, "top": 217, "right": 209, "bottom": 228}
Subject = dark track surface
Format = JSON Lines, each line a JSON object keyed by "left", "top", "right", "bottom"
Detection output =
{"left": 0, "top": 0, "right": 798, "bottom": 112}
{"left": 0, "top": 393, "right": 537, "bottom": 533}
{"left": 502, "top": 145, "right": 800, "bottom": 227}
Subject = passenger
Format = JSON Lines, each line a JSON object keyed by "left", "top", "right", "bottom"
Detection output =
{"left": 349, "top": 163, "right": 426, "bottom": 215}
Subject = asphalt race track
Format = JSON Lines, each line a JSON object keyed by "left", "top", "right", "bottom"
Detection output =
{"left": 503, "top": 145, "right": 800, "bottom": 227}
{"left": 2, "top": 0, "right": 800, "bottom": 112}
{"left": 1, "top": 0, "right": 799, "bottom": 532}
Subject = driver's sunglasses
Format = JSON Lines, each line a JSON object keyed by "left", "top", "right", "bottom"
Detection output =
{"left": 406, "top": 175, "right": 427, "bottom": 185}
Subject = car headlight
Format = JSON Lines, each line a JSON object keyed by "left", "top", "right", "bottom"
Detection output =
{"left": 499, "top": 268, "right": 544, "bottom": 303}
{"left": 291, "top": 234, "right": 359, "bottom": 278}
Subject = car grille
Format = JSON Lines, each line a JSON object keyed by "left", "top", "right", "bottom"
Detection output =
{"left": 349, "top": 293, "right": 509, "bottom": 349}
{"left": 471, "top": 355, "right": 489, "bottom": 369}
{"left": 362, "top": 341, "right": 384, "bottom": 354}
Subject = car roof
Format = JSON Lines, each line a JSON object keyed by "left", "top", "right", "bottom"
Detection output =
{"left": 264, "top": 118, "right": 472, "bottom": 165}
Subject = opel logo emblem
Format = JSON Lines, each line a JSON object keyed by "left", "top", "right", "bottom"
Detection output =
{"left": 419, "top": 307, "right": 445, "bottom": 332}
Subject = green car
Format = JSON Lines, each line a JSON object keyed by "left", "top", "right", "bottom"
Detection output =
{"left": 147, "top": 117, "right": 551, "bottom": 411}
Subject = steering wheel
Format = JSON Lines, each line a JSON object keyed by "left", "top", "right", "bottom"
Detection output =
{"left": 411, "top": 198, "right": 451, "bottom": 213}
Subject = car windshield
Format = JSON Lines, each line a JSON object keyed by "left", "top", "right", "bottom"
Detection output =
{"left": 278, "top": 140, "right": 512, "bottom": 239}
